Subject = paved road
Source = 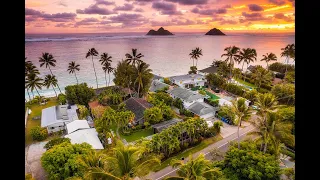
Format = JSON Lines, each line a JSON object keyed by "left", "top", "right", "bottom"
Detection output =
{"left": 147, "top": 124, "right": 256, "bottom": 180}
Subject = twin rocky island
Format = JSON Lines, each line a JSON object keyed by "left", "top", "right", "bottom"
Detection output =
{"left": 146, "top": 27, "right": 226, "bottom": 36}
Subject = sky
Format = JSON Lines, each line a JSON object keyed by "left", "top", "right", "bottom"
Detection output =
{"left": 25, "top": 0, "right": 295, "bottom": 34}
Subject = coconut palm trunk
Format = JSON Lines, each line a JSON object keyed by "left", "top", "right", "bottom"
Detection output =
{"left": 35, "top": 87, "right": 41, "bottom": 97}
{"left": 51, "top": 85, "right": 58, "bottom": 97}
{"left": 104, "top": 72, "right": 107, "bottom": 87}
{"left": 108, "top": 73, "right": 111, "bottom": 87}
{"left": 196, "top": 59, "right": 198, "bottom": 68}
{"left": 263, "top": 142, "right": 268, "bottom": 153}
{"left": 48, "top": 66, "right": 62, "bottom": 93}
{"left": 26, "top": 89, "right": 31, "bottom": 101}
{"left": 237, "top": 121, "right": 241, "bottom": 149}
{"left": 91, "top": 56, "right": 99, "bottom": 89}
{"left": 192, "top": 58, "right": 194, "bottom": 66}
{"left": 74, "top": 71, "right": 79, "bottom": 84}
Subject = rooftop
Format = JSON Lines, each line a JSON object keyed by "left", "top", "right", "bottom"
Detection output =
{"left": 199, "top": 65, "right": 218, "bottom": 74}
{"left": 124, "top": 97, "right": 153, "bottom": 122}
{"left": 152, "top": 118, "right": 182, "bottom": 133}
{"left": 66, "top": 120, "right": 90, "bottom": 134}
{"left": 149, "top": 80, "right": 169, "bottom": 92}
{"left": 187, "top": 101, "right": 216, "bottom": 116}
{"left": 65, "top": 128, "right": 104, "bottom": 149}
{"left": 152, "top": 73, "right": 164, "bottom": 80}
{"left": 41, "top": 105, "right": 78, "bottom": 127}
{"left": 167, "top": 87, "right": 205, "bottom": 102}
{"left": 169, "top": 74, "right": 205, "bottom": 82}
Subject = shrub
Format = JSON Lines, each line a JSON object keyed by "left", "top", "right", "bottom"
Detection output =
{"left": 275, "top": 73, "right": 285, "bottom": 79}
{"left": 285, "top": 71, "right": 295, "bottom": 83}
{"left": 44, "top": 137, "right": 71, "bottom": 150}
{"left": 173, "top": 98, "right": 184, "bottom": 109}
{"left": 188, "top": 66, "right": 197, "bottom": 74}
{"left": 25, "top": 174, "right": 35, "bottom": 180}
{"left": 65, "top": 83, "right": 95, "bottom": 107}
{"left": 205, "top": 73, "right": 226, "bottom": 88}
{"left": 150, "top": 92, "right": 173, "bottom": 106}
{"left": 58, "top": 93, "right": 67, "bottom": 105}
{"left": 179, "top": 108, "right": 194, "bottom": 117}
{"left": 198, "top": 90, "right": 206, "bottom": 95}
{"left": 268, "top": 62, "right": 295, "bottom": 73}
{"left": 256, "top": 87, "right": 269, "bottom": 94}
{"left": 271, "top": 83, "right": 295, "bottom": 105}
{"left": 243, "top": 89, "right": 259, "bottom": 102}
{"left": 162, "top": 105, "right": 175, "bottom": 120}
{"left": 260, "top": 83, "right": 272, "bottom": 91}
{"left": 213, "top": 121, "right": 223, "bottom": 133}
{"left": 144, "top": 122, "right": 150, "bottom": 127}
{"left": 30, "top": 126, "right": 48, "bottom": 141}
{"left": 208, "top": 99, "right": 219, "bottom": 107}
{"left": 77, "top": 105, "right": 89, "bottom": 119}
{"left": 163, "top": 77, "right": 171, "bottom": 85}
{"left": 144, "top": 107, "right": 163, "bottom": 124}
{"left": 224, "top": 83, "right": 244, "bottom": 96}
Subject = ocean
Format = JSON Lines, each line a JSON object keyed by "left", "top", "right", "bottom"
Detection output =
{"left": 25, "top": 32, "right": 295, "bottom": 100}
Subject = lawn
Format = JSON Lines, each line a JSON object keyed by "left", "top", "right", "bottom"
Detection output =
{"left": 25, "top": 98, "right": 59, "bottom": 146}
{"left": 120, "top": 128, "right": 154, "bottom": 143}
{"left": 234, "top": 78, "right": 257, "bottom": 89}
{"left": 205, "top": 91, "right": 220, "bottom": 100}
{"left": 154, "top": 134, "right": 223, "bottom": 171}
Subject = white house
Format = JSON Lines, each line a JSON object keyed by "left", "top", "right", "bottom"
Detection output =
{"left": 41, "top": 105, "right": 78, "bottom": 134}
{"left": 187, "top": 101, "right": 217, "bottom": 119}
{"left": 169, "top": 74, "right": 206, "bottom": 88}
{"left": 65, "top": 128, "right": 104, "bottom": 150}
{"left": 66, "top": 120, "right": 90, "bottom": 134}
{"left": 167, "top": 87, "right": 205, "bottom": 108}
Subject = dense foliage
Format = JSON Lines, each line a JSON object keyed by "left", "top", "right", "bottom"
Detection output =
{"left": 44, "top": 137, "right": 71, "bottom": 150}
{"left": 284, "top": 71, "right": 295, "bottom": 83}
{"left": 58, "top": 93, "right": 67, "bottom": 105}
{"left": 30, "top": 126, "right": 48, "bottom": 141}
{"left": 65, "top": 83, "right": 95, "bottom": 108}
{"left": 164, "top": 77, "right": 171, "bottom": 85}
{"left": 98, "top": 87, "right": 125, "bottom": 105}
{"left": 217, "top": 105, "right": 235, "bottom": 124}
{"left": 173, "top": 98, "right": 184, "bottom": 109}
{"left": 250, "top": 65, "right": 273, "bottom": 88}
{"left": 77, "top": 105, "right": 89, "bottom": 119}
{"left": 268, "top": 62, "right": 295, "bottom": 74}
{"left": 148, "top": 92, "right": 173, "bottom": 106}
{"left": 188, "top": 66, "right": 197, "bottom": 74}
{"left": 271, "top": 83, "right": 295, "bottom": 105}
{"left": 216, "top": 141, "right": 281, "bottom": 180}
{"left": 41, "top": 142, "right": 92, "bottom": 180}
{"left": 206, "top": 73, "right": 226, "bottom": 88}
{"left": 224, "top": 83, "right": 244, "bottom": 96}
{"left": 179, "top": 108, "right": 194, "bottom": 117}
{"left": 243, "top": 89, "right": 259, "bottom": 102}
{"left": 207, "top": 99, "right": 219, "bottom": 107}
{"left": 144, "top": 107, "right": 164, "bottom": 124}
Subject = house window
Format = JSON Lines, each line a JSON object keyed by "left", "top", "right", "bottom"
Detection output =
{"left": 50, "top": 127, "right": 55, "bottom": 130}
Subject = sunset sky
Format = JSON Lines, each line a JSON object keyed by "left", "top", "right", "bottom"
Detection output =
{"left": 25, "top": 0, "right": 295, "bottom": 34}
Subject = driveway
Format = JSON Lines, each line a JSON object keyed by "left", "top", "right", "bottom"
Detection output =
{"left": 26, "top": 141, "right": 48, "bottom": 180}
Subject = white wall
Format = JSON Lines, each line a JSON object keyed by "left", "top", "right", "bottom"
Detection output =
{"left": 47, "top": 122, "right": 66, "bottom": 134}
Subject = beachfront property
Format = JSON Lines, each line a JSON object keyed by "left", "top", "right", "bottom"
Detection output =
{"left": 41, "top": 105, "right": 79, "bottom": 134}
{"left": 124, "top": 97, "right": 153, "bottom": 125}
{"left": 187, "top": 101, "right": 217, "bottom": 119}
{"left": 65, "top": 127, "right": 104, "bottom": 150}
{"left": 151, "top": 118, "right": 182, "bottom": 134}
{"left": 169, "top": 74, "right": 206, "bottom": 88}
{"left": 167, "top": 87, "right": 205, "bottom": 108}
{"left": 198, "top": 65, "right": 218, "bottom": 76}
{"left": 149, "top": 80, "right": 169, "bottom": 92}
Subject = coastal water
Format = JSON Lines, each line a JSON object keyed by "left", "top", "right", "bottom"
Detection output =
{"left": 25, "top": 32, "right": 295, "bottom": 100}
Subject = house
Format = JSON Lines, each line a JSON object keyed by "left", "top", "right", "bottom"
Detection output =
{"left": 66, "top": 120, "right": 90, "bottom": 134}
{"left": 187, "top": 101, "right": 217, "bottom": 119}
{"left": 124, "top": 97, "right": 153, "bottom": 125}
{"left": 65, "top": 128, "right": 104, "bottom": 150}
{"left": 167, "top": 87, "right": 205, "bottom": 108}
{"left": 151, "top": 118, "right": 182, "bottom": 134}
{"left": 41, "top": 105, "right": 79, "bottom": 134}
{"left": 152, "top": 73, "right": 164, "bottom": 82}
{"left": 169, "top": 74, "right": 206, "bottom": 88}
{"left": 149, "top": 80, "right": 169, "bottom": 92}
{"left": 244, "top": 65, "right": 256, "bottom": 73}
{"left": 198, "top": 65, "right": 218, "bottom": 76}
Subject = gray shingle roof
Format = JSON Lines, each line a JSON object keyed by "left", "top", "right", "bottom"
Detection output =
{"left": 151, "top": 118, "right": 182, "bottom": 133}
{"left": 187, "top": 102, "right": 216, "bottom": 116}
{"left": 124, "top": 97, "right": 153, "bottom": 122}
{"left": 169, "top": 74, "right": 205, "bottom": 82}
{"left": 152, "top": 73, "right": 164, "bottom": 80}
{"left": 199, "top": 66, "right": 218, "bottom": 74}
{"left": 167, "top": 87, "right": 204, "bottom": 102}
{"left": 149, "top": 80, "right": 169, "bottom": 92}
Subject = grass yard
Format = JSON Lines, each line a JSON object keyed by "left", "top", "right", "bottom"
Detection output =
{"left": 25, "top": 98, "right": 59, "bottom": 145}
{"left": 234, "top": 78, "right": 257, "bottom": 89}
{"left": 120, "top": 128, "right": 154, "bottom": 143}
{"left": 154, "top": 134, "right": 223, "bottom": 171}
{"left": 205, "top": 90, "right": 220, "bottom": 100}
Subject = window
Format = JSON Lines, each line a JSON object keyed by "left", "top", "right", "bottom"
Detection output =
{"left": 50, "top": 127, "right": 55, "bottom": 130}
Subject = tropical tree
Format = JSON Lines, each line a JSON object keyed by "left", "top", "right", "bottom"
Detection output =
{"left": 39, "top": 52, "right": 62, "bottom": 93}
{"left": 134, "top": 61, "right": 152, "bottom": 97}
{"left": 25, "top": 73, "right": 43, "bottom": 97}
{"left": 255, "top": 93, "right": 280, "bottom": 122}
{"left": 166, "top": 153, "right": 223, "bottom": 180}
{"left": 188, "top": 66, "right": 197, "bottom": 74}
{"left": 189, "top": 47, "right": 203, "bottom": 68}
{"left": 281, "top": 44, "right": 295, "bottom": 74}
{"left": 25, "top": 58, "right": 40, "bottom": 100}
{"left": 231, "top": 98, "right": 252, "bottom": 149}
{"left": 86, "top": 48, "right": 99, "bottom": 88}
{"left": 251, "top": 66, "right": 273, "bottom": 88}
{"left": 221, "top": 46, "right": 240, "bottom": 79}
{"left": 232, "top": 68, "right": 242, "bottom": 80}
{"left": 43, "top": 74, "right": 59, "bottom": 97}
{"left": 261, "top": 53, "right": 277, "bottom": 68}
{"left": 125, "top": 48, "right": 144, "bottom": 66}
{"left": 82, "top": 141, "right": 160, "bottom": 179}
{"left": 113, "top": 60, "right": 135, "bottom": 97}
{"left": 100, "top": 53, "right": 113, "bottom": 87}
{"left": 144, "top": 107, "right": 163, "bottom": 124}
{"left": 271, "top": 83, "right": 295, "bottom": 105}
{"left": 67, "top": 61, "right": 80, "bottom": 84}
{"left": 237, "top": 48, "right": 257, "bottom": 80}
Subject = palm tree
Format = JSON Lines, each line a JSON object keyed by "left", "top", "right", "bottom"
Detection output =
{"left": 189, "top": 47, "right": 203, "bottom": 68}
{"left": 67, "top": 61, "right": 80, "bottom": 84}
{"left": 125, "top": 48, "right": 144, "bottom": 66}
{"left": 255, "top": 93, "right": 280, "bottom": 122}
{"left": 251, "top": 66, "right": 273, "bottom": 88}
{"left": 221, "top": 46, "right": 240, "bottom": 80}
{"left": 261, "top": 53, "right": 277, "bottom": 68}
{"left": 100, "top": 53, "right": 113, "bottom": 87}
{"left": 134, "top": 61, "right": 152, "bottom": 98}
{"left": 25, "top": 58, "right": 40, "bottom": 100}
{"left": 86, "top": 48, "right": 99, "bottom": 89}
{"left": 166, "top": 153, "right": 223, "bottom": 180}
{"left": 25, "top": 73, "right": 43, "bottom": 97}
{"left": 237, "top": 48, "right": 257, "bottom": 80}
{"left": 231, "top": 98, "right": 252, "bottom": 149}
{"left": 232, "top": 68, "right": 242, "bottom": 80}
{"left": 82, "top": 141, "right": 160, "bottom": 179}
{"left": 43, "top": 75, "right": 59, "bottom": 97}
{"left": 39, "top": 52, "right": 62, "bottom": 93}
{"left": 281, "top": 44, "right": 295, "bottom": 74}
